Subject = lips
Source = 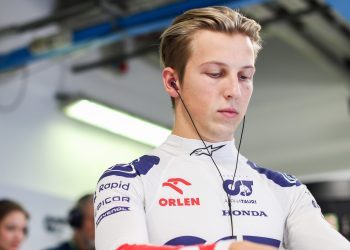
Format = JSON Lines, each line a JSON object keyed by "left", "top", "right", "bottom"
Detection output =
{"left": 10, "top": 242, "right": 20, "bottom": 250}
{"left": 218, "top": 108, "right": 239, "bottom": 118}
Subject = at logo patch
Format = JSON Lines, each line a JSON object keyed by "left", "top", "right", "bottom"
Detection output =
{"left": 223, "top": 180, "right": 253, "bottom": 196}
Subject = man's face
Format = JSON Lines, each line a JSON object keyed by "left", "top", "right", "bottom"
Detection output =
{"left": 80, "top": 201, "right": 95, "bottom": 245}
{"left": 174, "top": 30, "right": 255, "bottom": 142}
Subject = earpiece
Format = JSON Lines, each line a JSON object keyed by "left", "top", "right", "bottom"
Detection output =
{"left": 68, "top": 206, "right": 83, "bottom": 229}
{"left": 170, "top": 80, "right": 179, "bottom": 91}
{"left": 67, "top": 194, "right": 93, "bottom": 229}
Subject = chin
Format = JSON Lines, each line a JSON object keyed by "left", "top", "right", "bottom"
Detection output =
{"left": 220, "top": 128, "right": 235, "bottom": 140}
{"left": 209, "top": 131, "right": 234, "bottom": 142}
{"left": 8, "top": 247, "right": 19, "bottom": 250}
{"left": 219, "top": 135, "right": 234, "bottom": 142}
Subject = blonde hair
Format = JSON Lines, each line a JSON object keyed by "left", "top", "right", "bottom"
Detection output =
{"left": 160, "top": 6, "right": 262, "bottom": 106}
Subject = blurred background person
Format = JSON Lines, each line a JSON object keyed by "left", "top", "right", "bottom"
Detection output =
{"left": 0, "top": 199, "right": 29, "bottom": 250}
{"left": 46, "top": 194, "right": 95, "bottom": 250}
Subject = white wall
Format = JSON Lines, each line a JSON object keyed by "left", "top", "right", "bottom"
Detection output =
{"left": 0, "top": 59, "right": 155, "bottom": 199}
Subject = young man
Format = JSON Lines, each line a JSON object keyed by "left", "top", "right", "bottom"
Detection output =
{"left": 47, "top": 194, "right": 95, "bottom": 250}
{"left": 94, "top": 6, "right": 350, "bottom": 250}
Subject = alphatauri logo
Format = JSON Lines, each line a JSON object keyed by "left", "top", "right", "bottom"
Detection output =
{"left": 159, "top": 178, "right": 200, "bottom": 207}
{"left": 223, "top": 180, "right": 253, "bottom": 196}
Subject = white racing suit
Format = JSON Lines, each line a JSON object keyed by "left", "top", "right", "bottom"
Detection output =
{"left": 94, "top": 135, "right": 350, "bottom": 250}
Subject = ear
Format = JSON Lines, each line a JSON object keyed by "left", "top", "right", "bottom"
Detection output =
{"left": 162, "top": 67, "right": 179, "bottom": 98}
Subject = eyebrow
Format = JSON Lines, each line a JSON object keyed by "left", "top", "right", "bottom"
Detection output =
{"left": 199, "top": 61, "right": 255, "bottom": 70}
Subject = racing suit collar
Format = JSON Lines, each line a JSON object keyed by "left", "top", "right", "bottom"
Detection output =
{"left": 163, "top": 134, "right": 238, "bottom": 158}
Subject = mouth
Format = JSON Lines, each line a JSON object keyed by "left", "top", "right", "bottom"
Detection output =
{"left": 10, "top": 244, "right": 20, "bottom": 250}
{"left": 218, "top": 108, "right": 239, "bottom": 118}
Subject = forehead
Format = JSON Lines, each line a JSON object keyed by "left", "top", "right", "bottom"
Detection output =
{"left": 0, "top": 211, "right": 27, "bottom": 224}
{"left": 188, "top": 30, "right": 255, "bottom": 67}
{"left": 81, "top": 200, "right": 94, "bottom": 215}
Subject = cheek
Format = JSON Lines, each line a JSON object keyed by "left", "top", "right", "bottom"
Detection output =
{"left": 82, "top": 219, "right": 95, "bottom": 235}
{"left": 193, "top": 91, "right": 214, "bottom": 115}
{"left": 243, "top": 83, "right": 253, "bottom": 100}
{"left": 244, "top": 81, "right": 253, "bottom": 91}
{"left": 0, "top": 228, "right": 12, "bottom": 243}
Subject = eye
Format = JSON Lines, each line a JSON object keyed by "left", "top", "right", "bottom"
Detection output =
{"left": 5, "top": 224, "right": 16, "bottom": 232}
{"left": 239, "top": 75, "right": 249, "bottom": 81}
{"left": 238, "top": 68, "right": 255, "bottom": 82}
{"left": 238, "top": 73, "right": 253, "bottom": 81}
{"left": 207, "top": 72, "right": 224, "bottom": 78}
{"left": 23, "top": 227, "right": 28, "bottom": 236}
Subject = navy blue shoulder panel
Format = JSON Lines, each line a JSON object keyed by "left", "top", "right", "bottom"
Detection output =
{"left": 246, "top": 160, "right": 301, "bottom": 187}
{"left": 98, "top": 155, "right": 160, "bottom": 182}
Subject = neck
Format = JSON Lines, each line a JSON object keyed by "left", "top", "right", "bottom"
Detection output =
{"left": 172, "top": 111, "right": 234, "bottom": 143}
{"left": 172, "top": 105, "right": 200, "bottom": 139}
{"left": 172, "top": 100, "right": 234, "bottom": 143}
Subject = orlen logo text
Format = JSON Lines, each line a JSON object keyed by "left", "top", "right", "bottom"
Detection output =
{"left": 223, "top": 180, "right": 253, "bottom": 196}
{"left": 159, "top": 178, "right": 200, "bottom": 207}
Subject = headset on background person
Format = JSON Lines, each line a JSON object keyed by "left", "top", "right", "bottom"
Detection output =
{"left": 68, "top": 194, "right": 93, "bottom": 230}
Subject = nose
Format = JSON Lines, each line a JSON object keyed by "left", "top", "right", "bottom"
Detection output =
{"left": 15, "top": 229, "right": 25, "bottom": 242}
{"left": 10, "top": 232, "right": 24, "bottom": 249}
{"left": 224, "top": 76, "right": 241, "bottom": 100}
